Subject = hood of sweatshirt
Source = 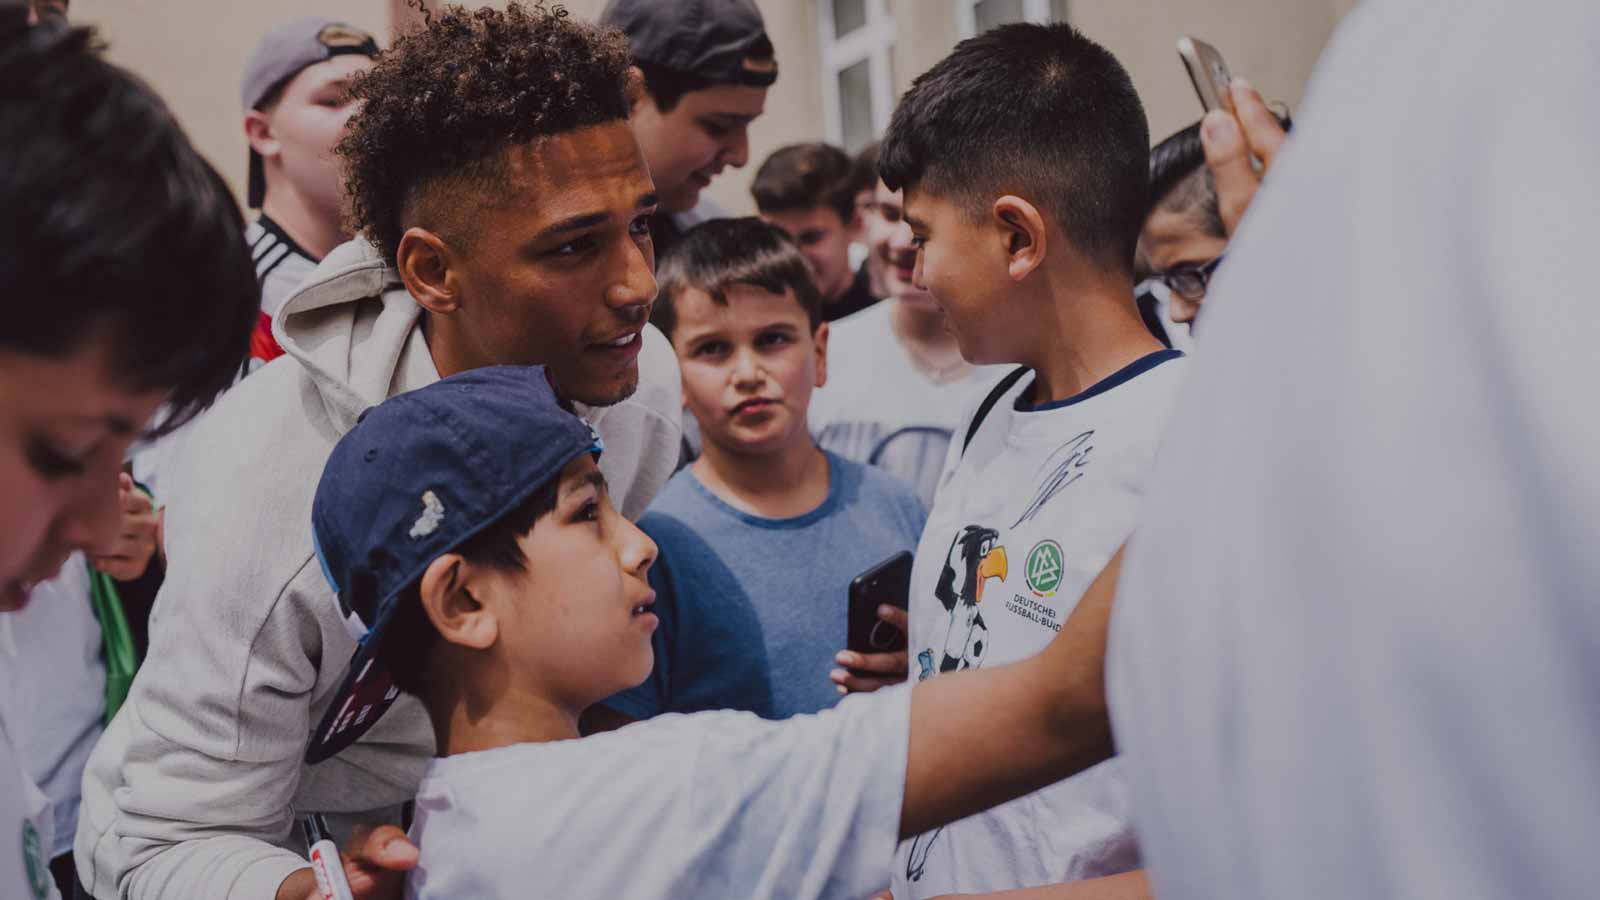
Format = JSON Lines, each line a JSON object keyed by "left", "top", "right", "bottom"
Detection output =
{"left": 272, "top": 238, "right": 431, "bottom": 435}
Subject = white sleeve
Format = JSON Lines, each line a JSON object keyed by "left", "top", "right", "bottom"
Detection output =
{"left": 75, "top": 563, "right": 331, "bottom": 900}
{"left": 685, "top": 684, "right": 913, "bottom": 898}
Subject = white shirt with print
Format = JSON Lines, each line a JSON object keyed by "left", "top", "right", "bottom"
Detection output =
{"left": 892, "top": 351, "right": 1186, "bottom": 898}
{"left": 406, "top": 684, "right": 911, "bottom": 900}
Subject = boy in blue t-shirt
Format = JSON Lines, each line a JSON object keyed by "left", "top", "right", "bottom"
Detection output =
{"left": 594, "top": 218, "right": 926, "bottom": 726}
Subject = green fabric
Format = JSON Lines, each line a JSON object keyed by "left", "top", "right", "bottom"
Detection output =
{"left": 88, "top": 563, "right": 138, "bottom": 724}
{"left": 86, "top": 479, "right": 155, "bottom": 724}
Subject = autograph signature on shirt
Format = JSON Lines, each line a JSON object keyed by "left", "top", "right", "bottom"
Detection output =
{"left": 1014, "top": 431, "right": 1094, "bottom": 527}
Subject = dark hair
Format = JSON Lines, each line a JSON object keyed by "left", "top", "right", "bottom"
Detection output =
{"left": 635, "top": 34, "right": 774, "bottom": 113}
{"left": 851, "top": 140, "right": 881, "bottom": 196}
{"left": 751, "top": 142, "right": 857, "bottom": 224}
{"left": 378, "top": 473, "right": 564, "bottom": 696}
{"left": 339, "top": 2, "right": 636, "bottom": 262}
{"left": 0, "top": 20, "right": 257, "bottom": 435}
{"left": 879, "top": 22, "right": 1149, "bottom": 276}
{"left": 651, "top": 217, "right": 822, "bottom": 340}
{"left": 1146, "top": 115, "right": 1290, "bottom": 240}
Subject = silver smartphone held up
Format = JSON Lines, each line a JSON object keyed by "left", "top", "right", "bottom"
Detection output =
{"left": 1177, "top": 36, "right": 1234, "bottom": 114}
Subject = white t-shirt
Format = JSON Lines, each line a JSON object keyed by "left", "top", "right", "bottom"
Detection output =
{"left": 4, "top": 555, "right": 103, "bottom": 857}
{"left": 406, "top": 684, "right": 912, "bottom": 899}
{"left": 1107, "top": 3, "right": 1600, "bottom": 899}
{"left": 809, "top": 302, "right": 1009, "bottom": 505}
{"left": 892, "top": 350, "right": 1186, "bottom": 898}
{"left": 0, "top": 617, "right": 64, "bottom": 900}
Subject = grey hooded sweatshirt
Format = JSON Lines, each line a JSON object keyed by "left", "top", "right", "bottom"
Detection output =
{"left": 75, "top": 239, "right": 681, "bottom": 899}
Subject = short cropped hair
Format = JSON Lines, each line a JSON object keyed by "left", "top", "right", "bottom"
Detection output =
{"left": 651, "top": 217, "right": 822, "bottom": 340}
{"left": 879, "top": 22, "right": 1149, "bottom": 276}
{"left": 0, "top": 20, "right": 256, "bottom": 435}
{"left": 378, "top": 473, "right": 563, "bottom": 697}
{"left": 339, "top": 2, "right": 635, "bottom": 262}
{"left": 751, "top": 142, "right": 857, "bottom": 224}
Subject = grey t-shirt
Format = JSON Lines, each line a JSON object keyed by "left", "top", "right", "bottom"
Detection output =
{"left": 604, "top": 452, "right": 925, "bottom": 720}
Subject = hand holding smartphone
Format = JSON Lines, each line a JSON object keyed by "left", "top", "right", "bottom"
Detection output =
{"left": 1176, "top": 36, "right": 1290, "bottom": 237}
{"left": 834, "top": 551, "right": 913, "bottom": 694}
{"left": 1177, "top": 36, "right": 1234, "bottom": 114}
{"left": 848, "top": 551, "right": 912, "bottom": 656}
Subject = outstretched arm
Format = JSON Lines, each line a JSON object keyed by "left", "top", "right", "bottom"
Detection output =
{"left": 901, "top": 547, "right": 1122, "bottom": 839}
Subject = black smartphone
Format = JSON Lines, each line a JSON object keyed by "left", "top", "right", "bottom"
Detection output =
{"left": 848, "top": 550, "right": 912, "bottom": 655}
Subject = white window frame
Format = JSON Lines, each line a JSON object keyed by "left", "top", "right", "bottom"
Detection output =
{"left": 954, "top": 0, "right": 1062, "bottom": 39}
{"left": 817, "top": 0, "right": 896, "bottom": 150}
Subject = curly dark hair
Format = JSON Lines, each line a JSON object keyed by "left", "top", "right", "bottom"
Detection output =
{"left": 338, "top": 2, "right": 635, "bottom": 262}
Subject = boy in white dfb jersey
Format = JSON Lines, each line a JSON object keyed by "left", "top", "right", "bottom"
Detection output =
{"left": 305, "top": 366, "right": 1126, "bottom": 900}
{"left": 866, "top": 21, "right": 1188, "bottom": 900}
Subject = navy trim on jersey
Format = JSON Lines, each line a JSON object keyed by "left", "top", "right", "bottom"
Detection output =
{"left": 1018, "top": 348, "right": 1184, "bottom": 412}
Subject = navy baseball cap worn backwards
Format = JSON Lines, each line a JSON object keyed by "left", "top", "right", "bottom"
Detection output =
{"left": 306, "top": 366, "right": 601, "bottom": 764}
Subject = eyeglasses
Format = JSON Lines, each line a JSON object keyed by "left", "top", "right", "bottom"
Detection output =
{"left": 1162, "top": 254, "right": 1225, "bottom": 301}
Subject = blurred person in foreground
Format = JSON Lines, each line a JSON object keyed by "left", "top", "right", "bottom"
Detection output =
{"left": 1109, "top": 3, "right": 1600, "bottom": 898}
{"left": 0, "top": 11, "right": 257, "bottom": 898}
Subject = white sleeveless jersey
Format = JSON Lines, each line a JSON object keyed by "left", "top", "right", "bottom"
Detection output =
{"left": 893, "top": 351, "right": 1186, "bottom": 898}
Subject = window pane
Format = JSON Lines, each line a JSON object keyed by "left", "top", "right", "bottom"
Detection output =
{"left": 838, "top": 58, "right": 874, "bottom": 154}
{"left": 975, "top": 0, "right": 1025, "bottom": 33}
{"left": 833, "top": 0, "right": 867, "bottom": 38}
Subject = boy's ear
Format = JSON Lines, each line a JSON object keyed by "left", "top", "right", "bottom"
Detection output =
{"left": 812, "top": 320, "right": 829, "bottom": 389}
{"left": 418, "top": 553, "right": 498, "bottom": 651}
{"left": 993, "top": 195, "right": 1047, "bottom": 283}
{"left": 243, "top": 109, "right": 278, "bottom": 160}
{"left": 397, "top": 227, "right": 460, "bottom": 317}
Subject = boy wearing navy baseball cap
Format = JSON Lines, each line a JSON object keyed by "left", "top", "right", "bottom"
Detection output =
{"left": 308, "top": 365, "right": 1124, "bottom": 899}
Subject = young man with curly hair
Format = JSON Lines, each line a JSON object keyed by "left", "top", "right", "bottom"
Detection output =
{"left": 74, "top": 6, "right": 681, "bottom": 900}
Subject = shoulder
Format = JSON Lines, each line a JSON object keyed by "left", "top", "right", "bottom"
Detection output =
{"left": 840, "top": 455, "right": 916, "bottom": 503}
{"left": 640, "top": 470, "right": 708, "bottom": 522}
{"left": 828, "top": 454, "right": 927, "bottom": 528}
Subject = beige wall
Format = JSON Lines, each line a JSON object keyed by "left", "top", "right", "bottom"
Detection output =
{"left": 73, "top": 0, "right": 389, "bottom": 204}
{"left": 723, "top": 0, "right": 1353, "bottom": 216}
{"left": 74, "top": 0, "right": 1351, "bottom": 217}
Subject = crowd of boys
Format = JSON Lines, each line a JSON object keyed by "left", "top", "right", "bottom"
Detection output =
{"left": 4, "top": 0, "right": 1598, "bottom": 899}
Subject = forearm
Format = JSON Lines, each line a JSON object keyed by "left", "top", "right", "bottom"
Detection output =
{"left": 901, "top": 549, "right": 1121, "bottom": 838}
{"left": 947, "top": 870, "right": 1150, "bottom": 900}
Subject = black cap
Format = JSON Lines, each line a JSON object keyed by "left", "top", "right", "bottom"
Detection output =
{"left": 600, "top": 0, "right": 777, "bottom": 87}
{"left": 305, "top": 366, "right": 602, "bottom": 764}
